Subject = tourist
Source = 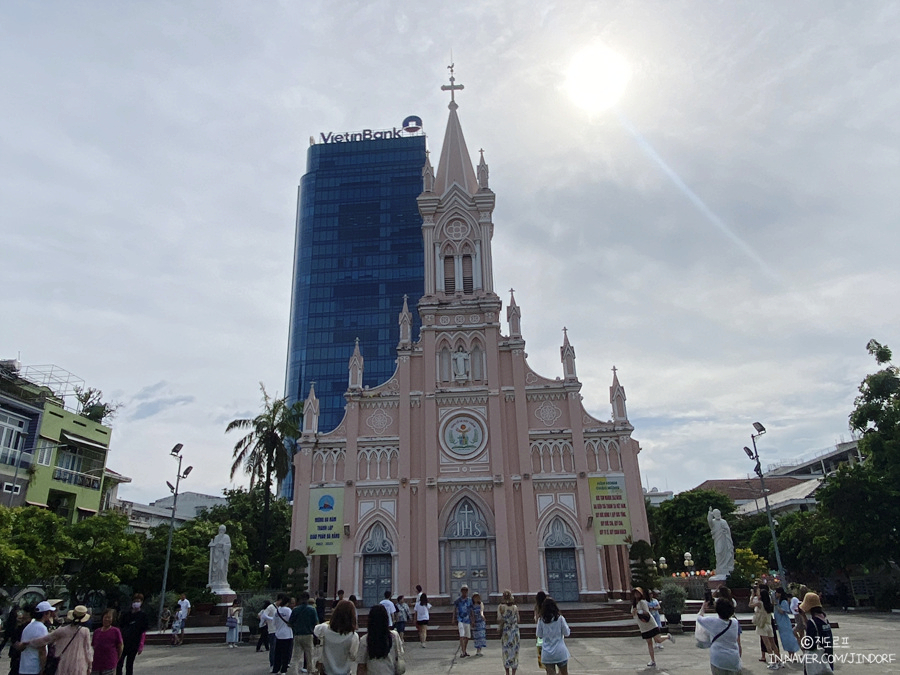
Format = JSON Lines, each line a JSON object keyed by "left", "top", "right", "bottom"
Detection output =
{"left": 256, "top": 602, "right": 271, "bottom": 653}
{"left": 17, "top": 602, "right": 52, "bottom": 675}
{"left": 348, "top": 595, "right": 358, "bottom": 608}
{"left": 314, "top": 599, "right": 359, "bottom": 675}
{"left": 535, "top": 597, "right": 570, "bottom": 675}
{"left": 471, "top": 593, "right": 486, "bottom": 656}
{"left": 697, "top": 598, "right": 742, "bottom": 675}
{"left": 7, "top": 607, "right": 30, "bottom": 675}
{"left": 791, "top": 585, "right": 809, "bottom": 644}
{"left": 750, "top": 583, "right": 780, "bottom": 668}
{"left": 117, "top": 594, "right": 148, "bottom": 675}
{"left": 497, "top": 589, "right": 520, "bottom": 675}
{"left": 0, "top": 605, "right": 17, "bottom": 654}
{"left": 773, "top": 588, "right": 799, "bottom": 657}
{"left": 174, "top": 593, "right": 190, "bottom": 646}
{"left": 92, "top": 608, "right": 123, "bottom": 675}
{"left": 378, "top": 592, "right": 396, "bottom": 627}
{"left": 356, "top": 604, "right": 403, "bottom": 675}
{"left": 413, "top": 594, "right": 431, "bottom": 647}
{"left": 648, "top": 590, "right": 662, "bottom": 627}
{"left": 533, "top": 591, "right": 547, "bottom": 668}
{"left": 24, "top": 604, "right": 93, "bottom": 675}
{"left": 169, "top": 603, "right": 183, "bottom": 646}
{"left": 289, "top": 592, "right": 317, "bottom": 674}
{"left": 269, "top": 594, "right": 294, "bottom": 674}
{"left": 332, "top": 590, "right": 344, "bottom": 610}
{"left": 452, "top": 585, "right": 474, "bottom": 658}
{"left": 631, "top": 587, "right": 673, "bottom": 668}
{"left": 799, "top": 592, "right": 833, "bottom": 673}
{"left": 225, "top": 598, "right": 242, "bottom": 649}
{"left": 393, "top": 596, "right": 410, "bottom": 645}
{"left": 315, "top": 591, "right": 327, "bottom": 624}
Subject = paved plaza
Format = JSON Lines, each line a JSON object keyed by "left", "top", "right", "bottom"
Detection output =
{"left": 129, "top": 613, "right": 898, "bottom": 674}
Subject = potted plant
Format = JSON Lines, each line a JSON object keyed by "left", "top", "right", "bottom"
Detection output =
{"left": 660, "top": 583, "right": 687, "bottom": 632}
{"left": 727, "top": 548, "right": 769, "bottom": 612}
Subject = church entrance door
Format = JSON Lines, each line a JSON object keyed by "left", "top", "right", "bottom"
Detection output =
{"left": 545, "top": 548, "right": 579, "bottom": 601}
{"left": 362, "top": 554, "right": 392, "bottom": 607}
{"left": 449, "top": 539, "right": 490, "bottom": 597}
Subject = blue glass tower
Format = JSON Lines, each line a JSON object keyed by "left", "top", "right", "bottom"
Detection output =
{"left": 283, "top": 130, "right": 427, "bottom": 496}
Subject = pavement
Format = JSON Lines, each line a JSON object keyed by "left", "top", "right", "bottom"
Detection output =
{"left": 131, "top": 612, "right": 899, "bottom": 674}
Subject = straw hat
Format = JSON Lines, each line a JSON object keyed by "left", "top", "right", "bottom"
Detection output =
{"left": 798, "top": 592, "right": 822, "bottom": 614}
{"left": 67, "top": 605, "right": 91, "bottom": 624}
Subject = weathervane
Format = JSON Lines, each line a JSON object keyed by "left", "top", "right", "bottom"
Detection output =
{"left": 441, "top": 62, "right": 464, "bottom": 103}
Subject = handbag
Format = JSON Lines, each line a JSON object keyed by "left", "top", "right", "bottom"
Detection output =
{"left": 392, "top": 632, "right": 406, "bottom": 675}
{"left": 805, "top": 648, "right": 831, "bottom": 675}
{"left": 226, "top": 616, "right": 238, "bottom": 628}
{"left": 696, "top": 618, "right": 732, "bottom": 649}
{"left": 638, "top": 612, "right": 652, "bottom": 623}
{"left": 45, "top": 626, "right": 82, "bottom": 675}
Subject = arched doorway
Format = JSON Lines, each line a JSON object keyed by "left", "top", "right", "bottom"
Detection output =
{"left": 361, "top": 523, "right": 393, "bottom": 607}
{"left": 444, "top": 498, "right": 493, "bottom": 597}
{"left": 544, "top": 516, "right": 579, "bottom": 602}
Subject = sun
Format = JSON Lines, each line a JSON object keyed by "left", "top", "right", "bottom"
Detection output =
{"left": 565, "top": 43, "right": 632, "bottom": 113}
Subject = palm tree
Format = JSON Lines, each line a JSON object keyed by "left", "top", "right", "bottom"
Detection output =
{"left": 226, "top": 383, "right": 302, "bottom": 574}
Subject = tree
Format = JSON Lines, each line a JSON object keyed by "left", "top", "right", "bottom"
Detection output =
{"left": 8, "top": 507, "right": 71, "bottom": 583}
{"left": 629, "top": 539, "right": 658, "bottom": 591}
{"left": 849, "top": 339, "right": 900, "bottom": 481}
{"left": 65, "top": 512, "right": 141, "bottom": 600}
{"left": 0, "top": 506, "right": 27, "bottom": 587}
{"left": 226, "top": 384, "right": 303, "bottom": 573}
{"left": 73, "top": 385, "right": 122, "bottom": 423}
{"left": 651, "top": 489, "right": 735, "bottom": 572}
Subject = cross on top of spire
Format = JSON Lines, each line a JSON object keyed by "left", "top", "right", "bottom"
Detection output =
{"left": 441, "top": 63, "right": 464, "bottom": 105}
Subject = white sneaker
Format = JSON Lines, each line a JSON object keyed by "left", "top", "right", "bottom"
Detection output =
{"left": 647, "top": 661, "right": 656, "bottom": 668}
{"left": 656, "top": 644, "right": 664, "bottom": 650}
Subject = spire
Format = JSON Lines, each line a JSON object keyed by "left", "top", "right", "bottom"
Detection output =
{"left": 477, "top": 148, "right": 489, "bottom": 191}
{"left": 560, "top": 327, "right": 577, "bottom": 381}
{"left": 348, "top": 339, "right": 364, "bottom": 390}
{"left": 507, "top": 288, "right": 521, "bottom": 338}
{"left": 398, "top": 295, "right": 412, "bottom": 347}
{"left": 610, "top": 366, "right": 628, "bottom": 422}
{"left": 302, "top": 382, "right": 319, "bottom": 435}
{"left": 422, "top": 150, "right": 434, "bottom": 193}
{"left": 435, "top": 64, "right": 478, "bottom": 196}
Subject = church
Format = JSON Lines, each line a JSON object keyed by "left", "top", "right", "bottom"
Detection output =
{"left": 289, "top": 76, "right": 650, "bottom": 604}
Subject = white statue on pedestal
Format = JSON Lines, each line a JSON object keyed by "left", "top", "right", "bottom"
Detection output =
{"left": 208, "top": 524, "right": 233, "bottom": 592}
{"left": 452, "top": 347, "right": 470, "bottom": 381}
{"left": 708, "top": 507, "right": 735, "bottom": 579}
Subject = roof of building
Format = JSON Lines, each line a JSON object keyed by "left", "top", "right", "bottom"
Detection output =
{"left": 736, "top": 478, "right": 822, "bottom": 515}
{"left": 691, "top": 476, "right": 809, "bottom": 503}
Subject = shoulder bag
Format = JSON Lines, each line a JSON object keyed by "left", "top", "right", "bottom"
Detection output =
{"left": 44, "top": 626, "right": 83, "bottom": 675}
{"left": 392, "top": 631, "right": 406, "bottom": 675}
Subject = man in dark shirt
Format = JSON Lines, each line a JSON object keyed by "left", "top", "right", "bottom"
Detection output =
{"left": 117, "top": 593, "right": 149, "bottom": 675}
{"left": 290, "top": 592, "right": 318, "bottom": 674}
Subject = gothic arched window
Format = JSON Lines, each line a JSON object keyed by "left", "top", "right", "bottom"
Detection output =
{"left": 471, "top": 345, "right": 484, "bottom": 381}
{"left": 462, "top": 255, "right": 474, "bottom": 294}
{"left": 443, "top": 257, "right": 456, "bottom": 293}
{"left": 444, "top": 498, "right": 489, "bottom": 538}
{"left": 439, "top": 347, "right": 452, "bottom": 382}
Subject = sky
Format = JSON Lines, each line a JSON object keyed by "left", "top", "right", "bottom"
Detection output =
{"left": 2, "top": 1, "right": 898, "bottom": 505}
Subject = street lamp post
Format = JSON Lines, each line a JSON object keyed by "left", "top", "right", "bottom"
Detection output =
{"left": 659, "top": 557, "right": 668, "bottom": 575}
{"left": 743, "top": 422, "right": 786, "bottom": 584}
{"left": 158, "top": 444, "right": 191, "bottom": 628}
{"left": 684, "top": 551, "right": 694, "bottom": 575}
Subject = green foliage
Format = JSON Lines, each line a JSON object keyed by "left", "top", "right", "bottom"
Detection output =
{"left": 659, "top": 583, "right": 687, "bottom": 618}
{"left": 73, "top": 385, "right": 122, "bottom": 423}
{"left": 0, "top": 506, "right": 27, "bottom": 587}
{"left": 66, "top": 512, "right": 141, "bottom": 598}
{"left": 8, "top": 506, "right": 71, "bottom": 583}
{"left": 651, "top": 489, "right": 735, "bottom": 571}
{"left": 728, "top": 548, "right": 768, "bottom": 588}
{"left": 629, "top": 539, "right": 659, "bottom": 591}
{"left": 282, "top": 549, "right": 309, "bottom": 596}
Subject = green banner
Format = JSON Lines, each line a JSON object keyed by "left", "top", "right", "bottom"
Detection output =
{"left": 307, "top": 487, "right": 344, "bottom": 555}
{"left": 589, "top": 476, "right": 631, "bottom": 545}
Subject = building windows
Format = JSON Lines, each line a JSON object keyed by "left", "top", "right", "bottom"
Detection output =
{"left": 36, "top": 439, "right": 54, "bottom": 466}
{"left": 0, "top": 411, "right": 27, "bottom": 467}
{"left": 443, "top": 257, "right": 456, "bottom": 293}
{"left": 462, "top": 255, "right": 474, "bottom": 294}
{"left": 2, "top": 482, "right": 21, "bottom": 495}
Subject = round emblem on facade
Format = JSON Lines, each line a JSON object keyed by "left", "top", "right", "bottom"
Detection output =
{"left": 440, "top": 316, "right": 451, "bottom": 325}
{"left": 469, "top": 314, "right": 480, "bottom": 323}
{"left": 440, "top": 413, "right": 488, "bottom": 459}
{"left": 454, "top": 315, "right": 465, "bottom": 324}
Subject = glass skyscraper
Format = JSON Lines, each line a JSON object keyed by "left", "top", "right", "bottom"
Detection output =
{"left": 283, "top": 131, "right": 427, "bottom": 496}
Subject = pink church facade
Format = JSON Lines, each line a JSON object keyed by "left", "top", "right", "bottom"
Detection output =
{"left": 290, "top": 89, "right": 649, "bottom": 604}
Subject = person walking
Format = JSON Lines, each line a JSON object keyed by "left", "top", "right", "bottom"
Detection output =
{"left": 315, "top": 591, "right": 327, "bottom": 624}
{"left": 631, "top": 587, "right": 673, "bottom": 668}
{"left": 535, "top": 598, "right": 570, "bottom": 675}
{"left": 91, "top": 609, "right": 124, "bottom": 675}
{"left": 773, "top": 588, "right": 800, "bottom": 658}
{"left": 270, "top": 594, "right": 294, "bottom": 674}
{"left": 697, "top": 598, "right": 742, "bottom": 675}
{"left": 117, "top": 594, "right": 148, "bottom": 675}
{"left": 413, "top": 594, "right": 431, "bottom": 648}
{"left": 751, "top": 584, "right": 780, "bottom": 669}
{"left": 393, "top": 596, "right": 410, "bottom": 645}
{"left": 24, "top": 604, "right": 93, "bottom": 675}
{"left": 533, "top": 591, "right": 547, "bottom": 669}
{"left": 791, "top": 585, "right": 809, "bottom": 645}
{"left": 356, "top": 605, "right": 403, "bottom": 675}
{"left": 314, "top": 600, "right": 359, "bottom": 675}
{"left": 289, "top": 592, "right": 317, "bottom": 674}
{"left": 174, "top": 593, "right": 190, "bottom": 646}
{"left": 0, "top": 606, "right": 16, "bottom": 654}
{"left": 17, "top": 602, "right": 52, "bottom": 675}
{"left": 225, "top": 598, "right": 242, "bottom": 649}
{"left": 497, "top": 590, "right": 520, "bottom": 675}
{"left": 257, "top": 603, "right": 271, "bottom": 653}
{"left": 471, "top": 593, "right": 486, "bottom": 656}
{"left": 648, "top": 590, "right": 663, "bottom": 628}
{"left": 378, "top": 593, "right": 396, "bottom": 629}
{"left": 7, "top": 607, "right": 30, "bottom": 675}
{"left": 452, "top": 585, "right": 474, "bottom": 658}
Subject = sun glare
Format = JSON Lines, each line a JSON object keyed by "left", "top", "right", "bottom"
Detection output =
{"left": 565, "top": 44, "right": 631, "bottom": 113}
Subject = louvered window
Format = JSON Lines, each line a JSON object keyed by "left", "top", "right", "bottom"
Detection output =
{"left": 462, "top": 255, "right": 474, "bottom": 294}
{"left": 444, "top": 257, "right": 455, "bottom": 293}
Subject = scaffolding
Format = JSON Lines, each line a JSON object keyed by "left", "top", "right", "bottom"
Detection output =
{"left": 20, "top": 364, "right": 85, "bottom": 407}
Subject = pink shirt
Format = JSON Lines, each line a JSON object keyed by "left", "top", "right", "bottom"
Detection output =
{"left": 92, "top": 626, "right": 123, "bottom": 671}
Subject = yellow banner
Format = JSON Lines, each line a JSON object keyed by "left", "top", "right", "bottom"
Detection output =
{"left": 589, "top": 476, "right": 631, "bottom": 545}
{"left": 307, "top": 487, "right": 344, "bottom": 555}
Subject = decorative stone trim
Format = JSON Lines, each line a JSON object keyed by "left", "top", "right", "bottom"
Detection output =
{"left": 366, "top": 409, "right": 394, "bottom": 435}
{"left": 360, "top": 400, "right": 400, "bottom": 409}
{"left": 356, "top": 486, "right": 400, "bottom": 497}
{"left": 534, "top": 400, "right": 563, "bottom": 426}
{"left": 527, "top": 392, "right": 567, "bottom": 402}
{"left": 435, "top": 395, "right": 490, "bottom": 405}
{"left": 438, "top": 482, "right": 493, "bottom": 493}
{"left": 532, "top": 479, "right": 577, "bottom": 491}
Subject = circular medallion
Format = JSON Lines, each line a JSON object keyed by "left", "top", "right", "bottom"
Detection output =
{"left": 440, "top": 413, "right": 488, "bottom": 459}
